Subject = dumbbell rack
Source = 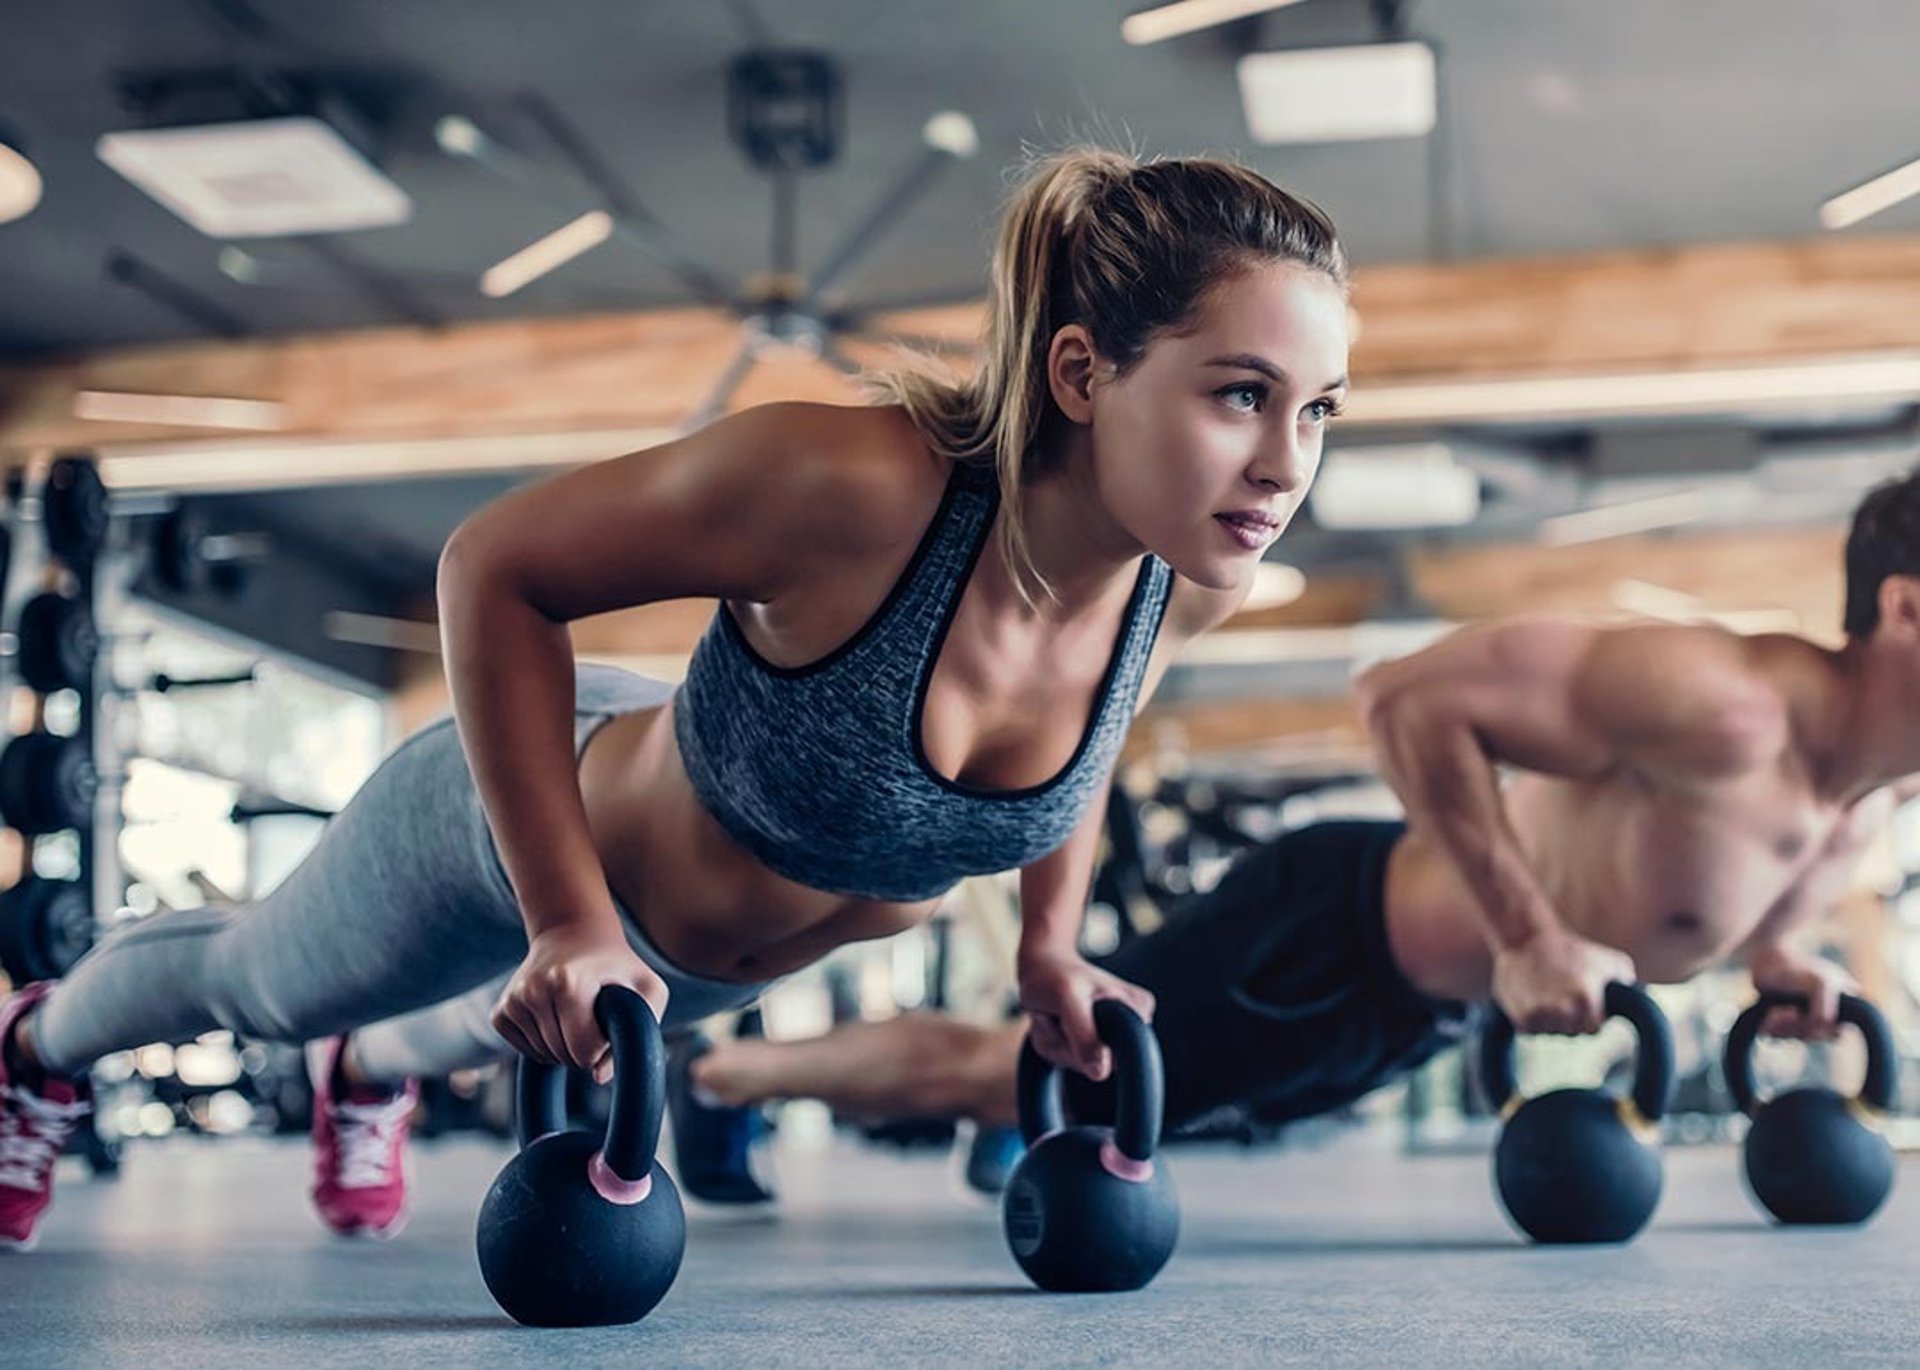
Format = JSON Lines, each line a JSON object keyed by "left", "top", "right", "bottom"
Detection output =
{"left": 0, "top": 453, "right": 124, "bottom": 1175}
{"left": 0, "top": 457, "right": 111, "bottom": 984}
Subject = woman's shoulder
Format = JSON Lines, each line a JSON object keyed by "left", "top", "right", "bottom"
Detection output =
{"left": 741, "top": 400, "right": 954, "bottom": 558}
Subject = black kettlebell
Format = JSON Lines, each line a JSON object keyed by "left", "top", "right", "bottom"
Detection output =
{"left": 1723, "top": 990, "right": 1898, "bottom": 1226}
{"left": 1478, "top": 981, "right": 1676, "bottom": 1244}
{"left": 1002, "top": 999, "right": 1178, "bottom": 1292}
{"left": 476, "top": 986, "right": 686, "bottom": 1327}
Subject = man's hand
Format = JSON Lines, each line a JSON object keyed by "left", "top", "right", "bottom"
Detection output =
{"left": 1749, "top": 945, "right": 1856, "bottom": 1040}
{"left": 1492, "top": 927, "right": 1639, "bottom": 1034}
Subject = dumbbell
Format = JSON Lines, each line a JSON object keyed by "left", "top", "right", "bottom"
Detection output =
{"left": 0, "top": 876, "right": 92, "bottom": 983}
{"left": 148, "top": 508, "right": 273, "bottom": 597}
{"left": 42, "top": 457, "right": 108, "bottom": 569}
{"left": 0, "top": 731, "right": 97, "bottom": 834}
{"left": 15, "top": 592, "right": 98, "bottom": 694}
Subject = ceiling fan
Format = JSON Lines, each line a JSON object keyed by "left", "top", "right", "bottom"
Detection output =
{"left": 431, "top": 47, "right": 981, "bottom": 432}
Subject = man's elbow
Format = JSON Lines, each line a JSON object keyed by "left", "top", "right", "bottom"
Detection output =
{"left": 1354, "top": 663, "right": 1409, "bottom": 745}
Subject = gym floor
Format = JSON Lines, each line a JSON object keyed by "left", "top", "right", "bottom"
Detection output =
{"left": 4, "top": 1134, "right": 1913, "bottom": 1367}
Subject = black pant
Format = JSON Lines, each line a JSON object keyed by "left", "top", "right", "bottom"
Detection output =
{"left": 1076, "top": 821, "right": 1475, "bottom": 1129}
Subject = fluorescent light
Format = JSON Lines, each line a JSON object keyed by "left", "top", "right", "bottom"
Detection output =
{"left": 922, "top": 112, "right": 979, "bottom": 159}
{"left": 95, "top": 116, "right": 411, "bottom": 238}
{"left": 1180, "top": 627, "right": 1360, "bottom": 665}
{"left": 321, "top": 611, "right": 441, "bottom": 654}
{"left": 94, "top": 425, "right": 676, "bottom": 494}
{"left": 1610, "top": 580, "right": 1800, "bottom": 634}
{"left": 0, "top": 136, "right": 43, "bottom": 224}
{"left": 1540, "top": 490, "right": 1721, "bottom": 546}
{"left": 1178, "top": 618, "right": 1453, "bottom": 666}
{"left": 73, "top": 390, "right": 286, "bottom": 432}
{"left": 1237, "top": 43, "right": 1437, "bottom": 145}
{"left": 1821, "top": 154, "right": 1920, "bottom": 230}
{"left": 433, "top": 115, "right": 486, "bottom": 159}
{"left": 480, "top": 211, "right": 615, "bottom": 298}
{"left": 216, "top": 247, "right": 262, "bottom": 283}
{"left": 1609, "top": 578, "right": 1706, "bottom": 621}
{"left": 1348, "top": 354, "right": 1920, "bottom": 426}
{"left": 1310, "top": 442, "right": 1480, "bottom": 529}
{"left": 1123, "top": 0, "right": 1308, "bottom": 45}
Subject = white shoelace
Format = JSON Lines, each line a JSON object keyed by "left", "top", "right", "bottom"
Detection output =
{"left": 0, "top": 1085, "right": 90, "bottom": 1191}
{"left": 332, "top": 1094, "right": 413, "bottom": 1190}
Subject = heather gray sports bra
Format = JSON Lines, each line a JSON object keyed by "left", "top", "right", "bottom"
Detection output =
{"left": 674, "top": 461, "right": 1175, "bottom": 902}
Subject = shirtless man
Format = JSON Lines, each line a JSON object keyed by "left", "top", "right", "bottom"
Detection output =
{"left": 670, "top": 467, "right": 1920, "bottom": 1179}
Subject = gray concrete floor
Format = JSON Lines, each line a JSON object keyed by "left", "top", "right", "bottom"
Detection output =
{"left": 3, "top": 1132, "right": 1916, "bottom": 1367}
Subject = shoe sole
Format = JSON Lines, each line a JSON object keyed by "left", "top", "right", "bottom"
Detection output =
{"left": 0, "top": 1228, "right": 43, "bottom": 1253}
{"left": 320, "top": 1206, "right": 410, "bottom": 1241}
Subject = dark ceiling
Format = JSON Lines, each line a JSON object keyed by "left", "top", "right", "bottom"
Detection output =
{"left": 6, "top": 0, "right": 1918, "bottom": 676}
{"left": 4, "top": 0, "right": 1919, "bottom": 358}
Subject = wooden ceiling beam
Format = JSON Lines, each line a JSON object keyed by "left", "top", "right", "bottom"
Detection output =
{"left": 6, "top": 235, "right": 1920, "bottom": 456}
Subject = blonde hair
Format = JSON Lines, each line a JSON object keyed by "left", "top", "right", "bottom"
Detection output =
{"left": 870, "top": 147, "right": 1349, "bottom": 601}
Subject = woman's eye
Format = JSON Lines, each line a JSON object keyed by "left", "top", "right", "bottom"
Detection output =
{"left": 1220, "top": 383, "right": 1265, "bottom": 413}
{"left": 1304, "top": 397, "right": 1345, "bottom": 424}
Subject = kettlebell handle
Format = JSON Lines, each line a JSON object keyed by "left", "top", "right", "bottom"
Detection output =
{"left": 1016, "top": 999, "right": 1165, "bottom": 1163}
{"left": 1477, "top": 981, "right": 1675, "bottom": 1123}
{"left": 1722, "top": 991, "right": 1897, "bottom": 1117}
{"left": 515, "top": 985, "right": 667, "bottom": 1185}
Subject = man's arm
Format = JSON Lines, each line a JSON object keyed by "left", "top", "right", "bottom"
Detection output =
{"left": 1734, "top": 793, "right": 1896, "bottom": 1036}
{"left": 1356, "top": 617, "right": 1788, "bottom": 1031}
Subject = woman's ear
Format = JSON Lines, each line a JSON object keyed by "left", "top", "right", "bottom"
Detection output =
{"left": 1046, "top": 325, "right": 1100, "bottom": 425}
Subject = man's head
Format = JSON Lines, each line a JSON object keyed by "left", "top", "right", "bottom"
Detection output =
{"left": 1843, "top": 466, "right": 1920, "bottom": 642}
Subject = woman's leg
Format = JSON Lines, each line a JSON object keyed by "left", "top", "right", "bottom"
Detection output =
{"left": 343, "top": 973, "right": 512, "bottom": 1084}
{"left": 23, "top": 721, "right": 529, "bottom": 1076}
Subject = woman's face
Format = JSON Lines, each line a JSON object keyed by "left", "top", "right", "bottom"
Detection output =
{"left": 1081, "top": 262, "right": 1351, "bottom": 590}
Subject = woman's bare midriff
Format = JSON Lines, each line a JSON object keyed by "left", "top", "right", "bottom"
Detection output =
{"left": 576, "top": 699, "right": 940, "bottom": 984}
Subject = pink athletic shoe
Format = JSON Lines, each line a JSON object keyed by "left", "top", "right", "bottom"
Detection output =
{"left": 308, "top": 1035, "right": 418, "bottom": 1239}
{"left": 0, "top": 982, "right": 92, "bottom": 1253}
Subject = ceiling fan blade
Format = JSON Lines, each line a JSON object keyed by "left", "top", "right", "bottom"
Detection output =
{"left": 217, "top": 245, "right": 479, "bottom": 295}
{"left": 829, "top": 286, "right": 987, "bottom": 316}
{"left": 800, "top": 112, "right": 979, "bottom": 311}
{"left": 297, "top": 237, "right": 443, "bottom": 329}
{"left": 515, "top": 94, "right": 741, "bottom": 309}
{"left": 683, "top": 340, "right": 760, "bottom": 433}
{"left": 436, "top": 108, "right": 738, "bottom": 309}
{"left": 771, "top": 167, "right": 799, "bottom": 279}
{"left": 818, "top": 341, "right": 865, "bottom": 378}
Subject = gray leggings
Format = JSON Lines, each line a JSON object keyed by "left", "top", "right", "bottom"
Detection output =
{"left": 31, "top": 666, "right": 770, "bottom": 1081}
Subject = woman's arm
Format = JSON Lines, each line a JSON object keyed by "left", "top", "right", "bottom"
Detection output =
{"left": 1014, "top": 571, "right": 1247, "bottom": 1075}
{"left": 438, "top": 401, "right": 934, "bottom": 1066}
